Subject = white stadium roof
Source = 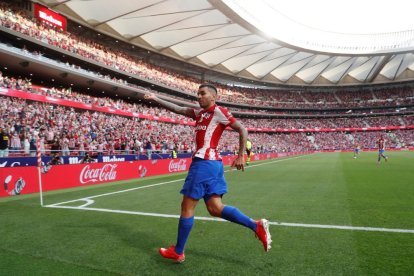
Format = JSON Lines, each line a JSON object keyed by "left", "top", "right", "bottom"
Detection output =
{"left": 34, "top": 0, "right": 414, "bottom": 86}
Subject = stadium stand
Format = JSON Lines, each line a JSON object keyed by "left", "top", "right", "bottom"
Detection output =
{"left": 0, "top": 1, "right": 413, "bottom": 159}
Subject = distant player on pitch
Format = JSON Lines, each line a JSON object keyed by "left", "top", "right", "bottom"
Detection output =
{"left": 246, "top": 138, "right": 252, "bottom": 165}
{"left": 376, "top": 135, "right": 388, "bottom": 164}
{"left": 145, "top": 84, "right": 271, "bottom": 263}
{"left": 353, "top": 142, "right": 360, "bottom": 159}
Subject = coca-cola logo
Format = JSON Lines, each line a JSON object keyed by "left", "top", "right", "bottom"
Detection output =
{"left": 168, "top": 159, "right": 187, "bottom": 173}
{"left": 80, "top": 164, "right": 118, "bottom": 184}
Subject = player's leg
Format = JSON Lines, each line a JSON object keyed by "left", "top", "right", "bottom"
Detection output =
{"left": 176, "top": 196, "right": 198, "bottom": 253}
{"left": 204, "top": 161, "right": 256, "bottom": 229}
{"left": 205, "top": 196, "right": 272, "bottom": 251}
{"left": 206, "top": 195, "right": 256, "bottom": 230}
{"left": 246, "top": 149, "right": 251, "bottom": 165}
{"left": 159, "top": 196, "right": 198, "bottom": 262}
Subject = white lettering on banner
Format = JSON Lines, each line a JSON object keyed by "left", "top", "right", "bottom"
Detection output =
{"left": 80, "top": 164, "right": 118, "bottom": 184}
{"left": 168, "top": 159, "right": 187, "bottom": 172}
{"left": 0, "top": 161, "right": 23, "bottom": 167}
{"left": 38, "top": 11, "right": 62, "bottom": 27}
{"left": 103, "top": 156, "right": 125, "bottom": 162}
{"left": 69, "top": 157, "right": 81, "bottom": 164}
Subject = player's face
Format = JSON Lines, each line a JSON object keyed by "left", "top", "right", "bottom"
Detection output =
{"left": 197, "top": 87, "right": 216, "bottom": 109}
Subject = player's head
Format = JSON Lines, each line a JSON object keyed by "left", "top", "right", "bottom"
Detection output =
{"left": 198, "top": 84, "right": 217, "bottom": 109}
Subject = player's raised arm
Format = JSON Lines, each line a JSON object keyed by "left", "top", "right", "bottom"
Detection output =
{"left": 144, "top": 93, "right": 194, "bottom": 118}
{"left": 229, "top": 120, "right": 248, "bottom": 171}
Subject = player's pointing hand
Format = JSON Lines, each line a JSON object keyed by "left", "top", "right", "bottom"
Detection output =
{"left": 231, "top": 156, "right": 245, "bottom": 172}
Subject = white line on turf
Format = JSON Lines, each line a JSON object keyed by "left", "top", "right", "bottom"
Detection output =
{"left": 45, "top": 205, "right": 414, "bottom": 234}
{"left": 44, "top": 154, "right": 414, "bottom": 234}
{"left": 45, "top": 155, "right": 307, "bottom": 207}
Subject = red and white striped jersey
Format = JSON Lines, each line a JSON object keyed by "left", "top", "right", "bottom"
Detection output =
{"left": 191, "top": 104, "right": 236, "bottom": 160}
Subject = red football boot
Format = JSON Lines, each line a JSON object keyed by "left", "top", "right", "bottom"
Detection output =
{"left": 255, "top": 219, "right": 272, "bottom": 252}
{"left": 159, "top": 245, "right": 185, "bottom": 263}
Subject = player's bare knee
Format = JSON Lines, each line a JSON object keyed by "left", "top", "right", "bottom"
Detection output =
{"left": 207, "top": 208, "right": 220, "bottom": 217}
{"left": 206, "top": 205, "right": 223, "bottom": 217}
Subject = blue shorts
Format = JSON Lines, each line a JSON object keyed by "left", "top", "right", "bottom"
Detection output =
{"left": 180, "top": 158, "right": 228, "bottom": 201}
{"left": 354, "top": 148, "right": 360, "bottom": 153}
{"left": 379, "top": 149, "right": 385, "bottom": 155}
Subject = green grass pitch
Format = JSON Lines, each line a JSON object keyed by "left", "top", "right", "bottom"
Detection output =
{"left": 1, "top": 152, "right": 413, "bottom": 275}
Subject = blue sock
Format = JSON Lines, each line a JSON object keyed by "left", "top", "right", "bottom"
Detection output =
{"left": 175, "top": 216, "right": 194, "bottom": 254}
{"left": 221, "top": 206, "right": 256, "bottom": 231}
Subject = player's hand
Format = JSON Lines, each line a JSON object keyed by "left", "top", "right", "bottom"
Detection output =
{"left": 231, "top": 156, "right": 245, "bottom": 172}
{"left": 144, "top": 92, "right": 157, "bottom": 101}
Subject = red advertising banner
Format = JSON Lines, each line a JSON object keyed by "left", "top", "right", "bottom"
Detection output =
{"left": 34, "top": 4, "right": 67, "bottom": 31}
{"left": 0, "top": 158, "right": 191, "bottom": 197}
{"left": 0, "top": 166, "right": 39, "bottom": 197}
{"left": 41, "top": 158, "right": 192, "bottom": 192}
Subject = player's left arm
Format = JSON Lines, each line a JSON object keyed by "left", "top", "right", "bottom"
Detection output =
{"left": 229, "top": 120, "right": 248, "bottom": 171}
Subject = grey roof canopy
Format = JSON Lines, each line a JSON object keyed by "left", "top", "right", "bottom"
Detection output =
{"left": 34, "top": 0, "right": 414, "bottom": 86}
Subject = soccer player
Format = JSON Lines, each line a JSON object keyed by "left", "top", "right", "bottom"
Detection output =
{"left": 144, "top": 84, "right": 272, "bottom": 263}
{"left": 353, "top": 142, "right": 360, "bottom": 159}
{"left": 376, "top": 135, "right": 388, "bottom": 164}
{"left": 246, "top": 138, "right": 252, "bottom": 165}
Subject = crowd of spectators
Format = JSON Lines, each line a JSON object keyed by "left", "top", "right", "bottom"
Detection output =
{"left": 239, "top": 116, "right": 413, "bottom": 129}
{"left": 0, "top": 96, "right": 195, "bottom": 157}
{"left": 2, "top": 71, "right": 413, "bottom": 132}
{"left": 1, "top": 94, "right": 413, "bottom": 158}
{"left": 0, "top": 71, "right": 192, "bottom": 122}
{"left": 5, "top": 68, "right": 413, "bottom": 130}
{"left": 1, "top": 2, "right": 413, "bottom": 157}
{"left": 1, "top": 2, "right": 414, "bottom": 110}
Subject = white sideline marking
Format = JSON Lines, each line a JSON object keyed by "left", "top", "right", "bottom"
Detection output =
{"left": 46, "top": 179, "right": 184, "bottom": 207}
{"left": 46, "top": 155, "right": 307, "bottom": 207}
{"left": 45, "top": 205, "right": 414, "bottom": 234}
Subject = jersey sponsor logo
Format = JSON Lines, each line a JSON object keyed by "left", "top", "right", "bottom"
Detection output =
{"left": 195, "top": 125, "right": 207, "bottom": 131}
{"left": 198, "top": 112, "right": 212, "bottom": 123}
{"left": 79, "top": 164, "right": 117, "bottom": 184}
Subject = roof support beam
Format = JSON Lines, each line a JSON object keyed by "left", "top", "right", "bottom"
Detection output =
{"left": 366, "top": 55, "right": 391, "bottom": 83}
{"left": 93, "top": 0, "right": 169, "bottom": 28}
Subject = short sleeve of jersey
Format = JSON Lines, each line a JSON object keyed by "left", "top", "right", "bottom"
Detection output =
{"left": 216, "top": 106, "right": 236, "bottom": 126}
